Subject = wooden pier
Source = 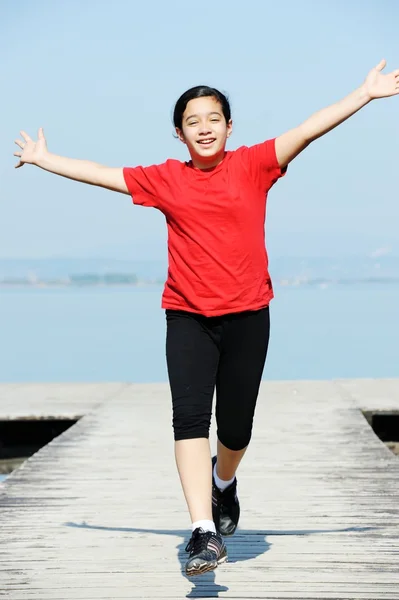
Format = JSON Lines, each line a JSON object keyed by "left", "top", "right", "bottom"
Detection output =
{"left": 1, "top": 379, "right": 399, "bottom": 599}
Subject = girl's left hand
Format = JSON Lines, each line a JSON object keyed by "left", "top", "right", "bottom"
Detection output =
{"left": 363, "top": 59, "right": 399, "bottom": 100}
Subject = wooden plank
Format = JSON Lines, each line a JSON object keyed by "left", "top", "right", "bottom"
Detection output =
{"left": 0, "top": 383, "right": 127, "bottom": 419}
{"left": 0, "top": 380, "right": 399, "bottom": 599}
{"left": 337, "top": 378, "right": 399, "bottom": 411}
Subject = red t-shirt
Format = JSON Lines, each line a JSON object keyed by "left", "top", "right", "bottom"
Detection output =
{"left": 123, "top": 138, "right": 285, "bottom": 317}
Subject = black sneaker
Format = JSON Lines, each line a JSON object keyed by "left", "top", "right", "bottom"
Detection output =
{"left": 185, "top": 528, "right": 227, "bottom": 576}
{"left": 212, "top": 456, "right": 240, "bottom": 536}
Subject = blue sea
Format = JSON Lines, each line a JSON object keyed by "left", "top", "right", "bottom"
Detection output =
{"left": 1, "top": 283, "right": 398, "bottom": 382}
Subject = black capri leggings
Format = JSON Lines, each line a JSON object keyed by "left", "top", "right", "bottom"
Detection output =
{"left": 166, "top": 307, "right": 270, "bottom": 451}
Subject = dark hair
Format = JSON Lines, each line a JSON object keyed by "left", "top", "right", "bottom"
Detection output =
{"left": 173, "top": 85, "right": 231, "bottom": 129}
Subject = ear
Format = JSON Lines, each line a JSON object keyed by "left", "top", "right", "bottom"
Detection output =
{"left": 226, "top": 119, "right": 233, "bottom": 138}
{"left": 175, "top": 127, "right": 186, "bottom": 144}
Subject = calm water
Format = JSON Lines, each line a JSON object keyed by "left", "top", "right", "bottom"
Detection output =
{"left": 1, "top": 284, "right": 398, "bottom": 382}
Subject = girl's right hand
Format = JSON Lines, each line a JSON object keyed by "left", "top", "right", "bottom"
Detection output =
{"left": 14, "top": 128, "right": 48, "bottom": 169}
{"left": 12, "top": 130, "right": 129, "bottom": 194}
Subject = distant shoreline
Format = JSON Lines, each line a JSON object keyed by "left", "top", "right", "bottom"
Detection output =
{"left": 2, "top": 277, "right": 399, "bottom": 289}
{"left": 1, "top": 256, "right": 398, "bottom": 289}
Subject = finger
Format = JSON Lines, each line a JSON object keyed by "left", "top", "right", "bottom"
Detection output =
{"left": 15, "top": 161, "right": 24, "bottom": 169}
{"left": 38, "top": 127, "right": 44, "bottom": 139}
{"left": 20, "top": 130, "right": 32, "bottom": 142}
{"left": 394, "top": 69, "right": 399, "bottom": 76}
{"left": 13, "top": 152, "right": 22, "bottom": 157}
{"left": 14, "top": 139, "right": 25, "bottom": 149}
{"left": 375, "top": 58, "right": 386, "bottom": 71}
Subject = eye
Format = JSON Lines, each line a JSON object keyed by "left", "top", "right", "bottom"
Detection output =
{"left": 210, "top": 118, "right": 220, "bottom": 122}
{"left": 188, "top": 120, "right": 198, "bottom": 126}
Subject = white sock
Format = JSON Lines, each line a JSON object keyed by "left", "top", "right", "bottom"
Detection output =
{"left": 213, "top": 461, "right": 235, "bottom": 492}
{"left": 192, "top": 519, "right": 216, "bottom": 534}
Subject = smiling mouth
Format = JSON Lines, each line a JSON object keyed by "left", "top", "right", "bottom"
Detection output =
{"left": 197, "top": 138, "right": 216, "bottom": 146}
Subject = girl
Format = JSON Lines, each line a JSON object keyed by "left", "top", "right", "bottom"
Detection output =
{"left": 14, "top": 59, "right": 399, "bottom": 577}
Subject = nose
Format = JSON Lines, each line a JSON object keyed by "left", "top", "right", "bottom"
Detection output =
{"left": 198, "top": 122, "right": 212, "bottom": 135}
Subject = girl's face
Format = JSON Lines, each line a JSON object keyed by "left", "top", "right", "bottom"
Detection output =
{"left": 176, "top": 96, "right": 232, "bottom": 169}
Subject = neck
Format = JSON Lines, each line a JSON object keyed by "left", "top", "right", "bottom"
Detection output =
{"left": 190, "top": 150, "right": 226, "bottom": 171}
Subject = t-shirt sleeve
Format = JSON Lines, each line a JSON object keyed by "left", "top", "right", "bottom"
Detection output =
{"left": 123, "top": 163, "right": 168, "bottom": 209}
{"left": 239, "top": 138, "right": 287, "bottom": 193}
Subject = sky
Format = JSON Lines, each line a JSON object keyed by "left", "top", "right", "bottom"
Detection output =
{"left": 1, "top": 0, "right": 398, "bottom": 261}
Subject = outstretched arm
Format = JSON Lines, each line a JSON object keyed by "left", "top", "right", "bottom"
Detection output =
{"left": 14, "top": 128, "right": 129, "bottom": 194}
{"left": 275, "top": 59, "right": 399, "bottom": 168}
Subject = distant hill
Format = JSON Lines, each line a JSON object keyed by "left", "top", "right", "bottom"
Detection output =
{"left": 1, "top": 255, "right": 399, "bottom": 286}
{"left": 0, "top": 258, "right": 167, "bottom": 280}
